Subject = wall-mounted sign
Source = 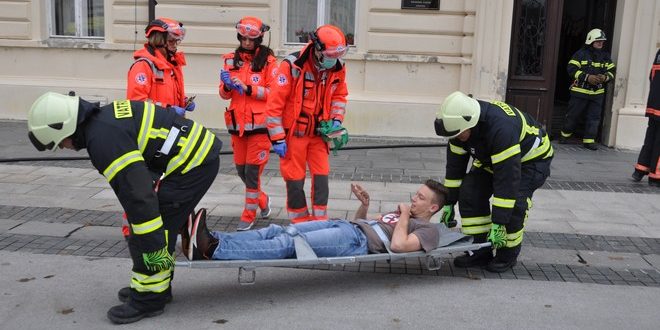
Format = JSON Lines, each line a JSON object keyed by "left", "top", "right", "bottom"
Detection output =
{"left": 401, "top": 0, "right": 439, "bottom": 10}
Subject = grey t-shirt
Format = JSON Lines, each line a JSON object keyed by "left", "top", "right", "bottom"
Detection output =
{"left": 353, "top": 211, "right": 440, "bottom": 253}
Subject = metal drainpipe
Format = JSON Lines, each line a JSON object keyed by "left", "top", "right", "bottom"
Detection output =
{"left": 148, "top": 0, "right": 156, "bottom": 22}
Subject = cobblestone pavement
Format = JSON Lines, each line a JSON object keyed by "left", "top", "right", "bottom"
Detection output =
{"left": 2, "top": 119, "right": 660, "bottom": 290}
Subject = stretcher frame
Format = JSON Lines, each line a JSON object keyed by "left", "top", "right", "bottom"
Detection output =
{"left": 175, "top": 226, "right": 491, "bottom": 284}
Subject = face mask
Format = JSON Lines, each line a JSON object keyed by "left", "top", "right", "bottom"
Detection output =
{"left": 320, "top": 57, "right": 337, "bottom": 69}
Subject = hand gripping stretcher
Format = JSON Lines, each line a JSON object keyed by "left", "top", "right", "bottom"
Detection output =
{"left": 175, "top": 223, "right": 492, "bottom": 284}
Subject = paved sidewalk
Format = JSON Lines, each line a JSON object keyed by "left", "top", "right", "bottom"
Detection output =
{"left": 1, "top": 119, "right": 660, "bottom": 328}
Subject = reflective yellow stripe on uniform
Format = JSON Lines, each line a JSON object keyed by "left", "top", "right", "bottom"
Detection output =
{"left": 444, "top": 178, "right": 462, "bottom": 188}
{"left": 137, "top": 103, "right": 155, "bottom": 153}
{"left": 165, "top": 122, "right": 203, "bottom": 177}
{"left": 570, "top": 86, "right": 605, "bottom": 95}
{"left": 103, "top": 150, "right": 144, "bottom": 182}
{"left": 506, "top": 227, "right": 524, "bottom": 247}
{"left": 449, "top": 142, "right": 467, "bottom": 155}
{"left": 569, "top": 59, "right": 581, "bottom": 68}
{"left": 473, "top": 160, "right": 493, "bottom": 174}
{"left": 515, "top": 109, "right": 539, "bottom": 140}
{"left": 131, "top": 215, "right": 163, "bottom": 235}
{"left": 131, "top": 269, "right": 172, "bottom": 293}
{"left": 521, "top": 135, "right": 551, "bottom": 162}
{"left": 491, "top": 144, "right": 521, "bottom": 164}
{"left": 181, "top": 129, "right": 215, "bottom": 174}
{"left": 462, "top": 215, "right": 491, "bottom": 235}
{"left": 493, "top": 197, "right": 515, "bottom": 209}
{"left": 462, "top": 225, "right": 492, "bottom": 235}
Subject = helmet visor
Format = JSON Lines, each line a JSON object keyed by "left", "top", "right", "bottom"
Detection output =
{"left": 28, "top": 131, "right": 54, "bottom": 151}
{"left": 168, "top": 26, "right": 185, "bottom": 41}
{"left": 434, "top": 118, "right": 460, "bottom": 137}
{"left": 236, "top": 23, "right": 263, "bottom": 39}
{"left": 321, "top": 45, "right": 348, "bottom": 59}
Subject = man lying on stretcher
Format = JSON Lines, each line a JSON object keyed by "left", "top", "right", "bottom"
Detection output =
{"left": 184, "top": 180, "right": 447, "bottom": 260}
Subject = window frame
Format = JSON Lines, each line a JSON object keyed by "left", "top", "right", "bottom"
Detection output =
{"left": 47, "top": 0, "right": 104, "bottom": 40}
{"left": 282, "top": 0, "right": 357, "bottom": 47}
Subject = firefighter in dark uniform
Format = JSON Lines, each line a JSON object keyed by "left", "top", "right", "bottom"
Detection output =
{"left": 434, "top": 91, "right": 553, "bottom": 273}
{"left": 631, "top": 48, "right": 660, "bottom": 187}
{"left": 27, "top": 92, "right": 221, "bottom": 324}
{"left": 559, "top": 28, "right": 616, "bottom": 150}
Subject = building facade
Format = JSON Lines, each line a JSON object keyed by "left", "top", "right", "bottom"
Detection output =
{"left": 0, "top": 0, "right": 658, "bottom": 149}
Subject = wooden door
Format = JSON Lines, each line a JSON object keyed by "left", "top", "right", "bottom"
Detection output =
{"left": 506, "top": 0, "right": 563, "bottom": 130}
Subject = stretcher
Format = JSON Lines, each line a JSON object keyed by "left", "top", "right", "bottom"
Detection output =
{"left": 175, "top": 223, "right": 491, "bottom": 284}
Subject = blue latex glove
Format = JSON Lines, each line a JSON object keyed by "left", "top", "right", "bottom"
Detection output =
{"left": 171, "top": 105, "right": 186, "bottom": 116}
{"left": 332, "top": 120, "right": 342, "bottom": 129}
{"left": 185, "top": 99, "right": 196, "bottom": 112}
{"left": 272, "top": 140, "right": 287, "bottom": 157}
{"left": 220, "top": 69, "right": 233, "bottom": 87}
{"left": 235, "top": 84, "right": 244, "bottom": 95}
{"left": 220, "top": 69, "right": 244, "bottom": 95}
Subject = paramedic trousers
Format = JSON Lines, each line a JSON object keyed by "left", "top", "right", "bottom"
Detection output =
{"left": 210, "top": 220, "right": 368, "bottom": 260}
{"left": 232, "top": 133, "right": 271, "bottom": 223}
{"left": 280, "top": 135, "right": 330, "bottom": 223}
{"left": 127, "top": 157, "right": 219, "bottom": 312}
{"left": 458, "top": 158, "right": 551, "bottom": 259}
{"left": 635, "top": 118, "right": 660, "bottom": 181}
{"left": 561, "top": 93, "right": 604, "bottom": 144}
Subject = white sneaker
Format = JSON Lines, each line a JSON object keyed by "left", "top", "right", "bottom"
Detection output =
{"left": 260, "top": 195, "right": 272, "bottom": 219}
{"left": 237, "top": 220, "right": 255, "bottom": 231}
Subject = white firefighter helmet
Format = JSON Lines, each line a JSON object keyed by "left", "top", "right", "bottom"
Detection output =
{"left": 434, "top": 91, "right": 480, "bottom": 138}
{"left": 27, "top": 92, "right": 79, "bottom": 151}
{"left": 585, "top": 28, "right": 606, "bottom": 45}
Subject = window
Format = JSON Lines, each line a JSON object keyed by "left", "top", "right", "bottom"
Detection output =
{"left": 50, "top": 0, "right": 104, "bottom": 38}
{"left": 285, "top": 0, "right": 356, "bottom": 45}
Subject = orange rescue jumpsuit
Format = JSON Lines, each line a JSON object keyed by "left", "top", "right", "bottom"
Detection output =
{"left": 266, "top": 43, "right": 348, "bottom": 223}
{"left": 220, "top": 50, "right": 278, "bottom": 224}
{"left": 127, "top": 44, "right": 187, "bottom": 108}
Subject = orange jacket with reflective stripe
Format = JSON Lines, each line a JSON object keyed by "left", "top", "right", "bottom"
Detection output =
{"left": 127, "top": 45, "right": 187, "bottom": 108}
{"left": 266, "top": 43, "right": 348, "bottom": 141}
{"left": 219, "top": 50, "right": 278, "bottom": 136}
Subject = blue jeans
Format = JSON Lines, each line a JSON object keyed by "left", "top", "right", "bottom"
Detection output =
{"left": 210, "top": 220, "right": 368, "bottom": 260}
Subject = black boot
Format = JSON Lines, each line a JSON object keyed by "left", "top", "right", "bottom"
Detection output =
{"left": 486, "top": 245, "right": 521, "bottom": 273}
{"left": 117, "top": 287, "right": 172, "bottom": 304}
{"left": 650, "top": 179, "right": 660, "bottom": 187}
{"left": 453, "top": 248, "right": 493, "bottom": 268}
{"left": 583, "top": 143, "right": 598, "bottom": 151}
{"left": 106, "top": 302, "right": 164, "bottom": 324}
{"left": 630, "top": 170, "right": 645, "bottom": 182}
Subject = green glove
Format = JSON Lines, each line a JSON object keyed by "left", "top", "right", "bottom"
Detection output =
{"left": 440, "top": 204, "right": 456, "bottom": 227}
{"left": 318, "top": 120, "right": 349, "bottom": 156}
{"left": 488, "top": 223, "right": 507, "bottom": 249}
{"left": 140, "top": 230, "right": 174, "bottom": 272}
{"left": 142, "top": 245, "right": 174, "bottom": 272}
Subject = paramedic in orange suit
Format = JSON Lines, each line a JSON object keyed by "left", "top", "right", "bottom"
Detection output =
{"left": 127, "top": 17, "right": 195, "bottom": 116}
{"left": 219, "top": 16, "right": 277, "bottom": 230}
{"left": 266, "top": 24, "right": 349, "bottom": 223}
